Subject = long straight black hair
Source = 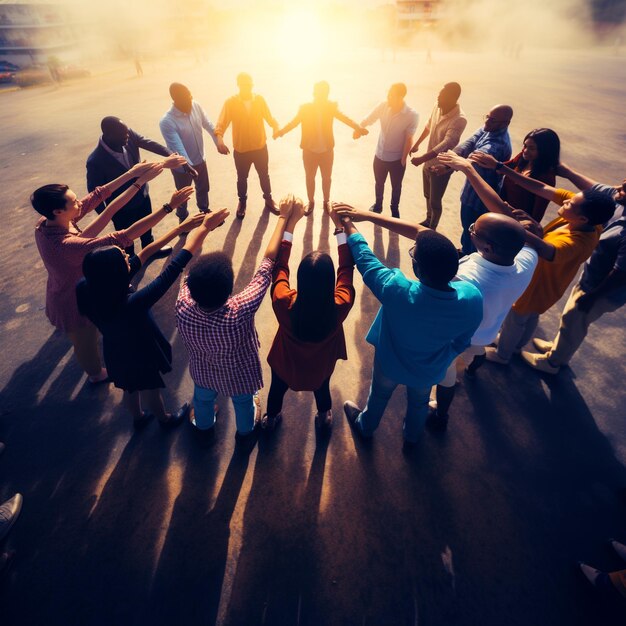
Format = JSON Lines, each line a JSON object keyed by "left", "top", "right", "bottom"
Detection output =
{"left": 509, "top": 128, "right": 560, "bottom": 178}
{"left": 76, "top": 246, "right": 130, "bottom": 323}
{"left": 289, "top": 251, "right": 337, "bottom": 342}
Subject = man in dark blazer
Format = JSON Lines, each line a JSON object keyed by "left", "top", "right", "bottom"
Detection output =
{"left": 86, "top": 116, "right": 186, "bottom": 256}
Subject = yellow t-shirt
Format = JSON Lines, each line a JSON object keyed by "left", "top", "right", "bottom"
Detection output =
{"left": 513, "top": 189, "right": 601, "bottom": 315}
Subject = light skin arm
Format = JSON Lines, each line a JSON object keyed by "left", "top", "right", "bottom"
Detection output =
{"left": 183, "top": 208, "right": 231, "bottom": 256}
{"left": 264, "top": 195, "right": 296, "bottom": 259}
{"left": 80, "top": 163, "right": 164, "bottom": 238}
{"left": 470, "top": 151, "right": 558, "bottom": 201}
{"left": 136, "top": 214, "right": 204, "bottom": 265}
{"left": 100, "top": 160, "right": 155, "bottom": 196}
{"left": 124, "top": 186, "right": 194, "bottom": 242}
{"left": 333, "top": 203, "right": 426, "bottom": 241}
{"left": 556, "top": 162, "right": 597, "bottom": 191}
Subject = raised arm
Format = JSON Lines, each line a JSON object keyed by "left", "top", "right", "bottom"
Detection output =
{"left": 264, "top": 195, "right": 298, "bottom": 259}
{"left": 556, "top": 162, "right": 597, "bottom": 191}
{"left": 470, "top": 151, "right": 558, "bottom": 201}
{"left": 137, "top": 214, "right": 204, "bottom": 265}
{"left": 132, "top": 129, "right": 172, "bottom": 157}
{"left": 182, "top": 208, "right": 230, "bottom": 256}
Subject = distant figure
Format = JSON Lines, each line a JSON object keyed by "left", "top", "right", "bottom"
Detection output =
{"left": 433, "top": 104, "right": 513, "bottom": 254}
{"left": 410, "top": 82, "right": 467, "bottom": 230}
{"left": 337, "top": 205, "right": 483, "bottom": 447}
{"left": 275, "top": 81, "right": 368, "bottom": 215}
{"left": 160, "top": 82, "right": 223, "bottom": 220}
{"left": 86, "top": 116, "right": 185, "bottom": 256}
{"left": 359, "top": 83, "right": 418, "bottom": 218}
{"left": 134, "top": 55, "right": 143, "bottom": 78}
{"left": 499, "top": 128, "right": 560, "bottom": 222}
{"left": 215, "top": 72, "right": 280, "bottom": 220}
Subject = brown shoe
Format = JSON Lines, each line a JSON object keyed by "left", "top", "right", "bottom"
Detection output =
{"left": 264, "top": 198, "right": 280, "bottom": 215}
{"left": 236, "top": 201, "right": 246, "bottom": 220}
{"left": 304, "top": 201, "right": 314, "bottom": 216}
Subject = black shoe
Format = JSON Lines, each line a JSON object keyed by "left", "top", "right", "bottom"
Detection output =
{"left": 133, "top": 411, "right": 154, "bottom": 429}
{"left": 369, "top": 204, "right": 383, "bottom": 214}
{"left": 159, "top": 402, "right": 190, "bottom": 429}
{"left": 391, "top": 208, "right": 400, "bottom": 218}
{"left": 343, "top": 401, "right": 371, "bottom": 440}
{"left": 236, "top": 201, "right": 247, "bottom": 220}
{"left": 151, "top": 246, "right": 173, "bottom": 259}
{"left": 419, "top": 219, "right": 430, "bottom": 227}
{"left": 425, "top": 408, "right": 448, "bottom": 432}
{"left": 235, "top": 427, "right": 259, "bottom": 454}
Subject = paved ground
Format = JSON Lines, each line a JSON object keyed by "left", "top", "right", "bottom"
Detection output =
{"left": 0, "top": 45, "right": 624, "bottom": 625}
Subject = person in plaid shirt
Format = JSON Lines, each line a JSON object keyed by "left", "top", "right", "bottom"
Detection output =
{"left": 176, "top": 195, "right": 295, "bottom": 443}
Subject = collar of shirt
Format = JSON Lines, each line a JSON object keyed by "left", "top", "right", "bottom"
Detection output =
{"left": 99, "top": 136, "right": 131, "bottom": 168}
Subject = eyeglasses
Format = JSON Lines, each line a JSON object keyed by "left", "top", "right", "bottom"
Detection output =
{"left": 484, "top": 114, "right": 508, "bottom": 123}
{"left": 408, "top": 244, "right": 416, "bottom": 261}
{"left": 468, "top": 222, "right": 476, "bottom": 236}
{"left": 469, "top": 222, "right": 497, "bottom": 247}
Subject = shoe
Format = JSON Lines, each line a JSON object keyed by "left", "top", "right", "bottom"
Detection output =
{"left": 485, "top": 346, "right": 510, "bottom": 365}
{"left": 264, "top": 199, "right": 280, "bottom": 215}
{"left": 369, "top": 204, "right": 382, "bottom": 214}
{"left": 260, "top": 411, "right": 282, "bottom": 432}
{"left": 579, "top": 562, "right": 607, "bottom": 588}
{"left": 314, "top": 410, "right": 333, "bottom": 431}
{"left": 343, "top": 401, "right": 371, "bottom": 439}
{"left": 521, "top": 351, "right": 560, "bottom": 375}
{"left": 189, "top": 404, "right": 218, "bottom": 443}
{"left": 0, "top": 551, "right": 15, "bottom": 577}
{"left": 610, "top": 539, "right": 626, "bottom": 562}
{"left": 133, "top": 411, "right": 154, "bottom": 429}
{"left": 304, "top": 201, "right": 314, "bottom": 216}
{"left": 87, "top": 368, "right": 109, "bottom": 384}
{"left": 426, "top": 407, "right": 448, "bottom": 432}
{"left": 236, "top": 201, "right": 246, "bottom": 220}
{"left": 532, "top": 337, "right": 553, "bottom": 353}
{"left": 390, "top": 207, "right": 400, "bottom": 218}
{"left": 419, "top": 219, "right": 430, "bottom": 227}
{"left": 151, "top": 246, "right": 173, "bottom": 259}
{"left": 0, "top": 494, "right": 23, "bottom": 542}
{"left": 159, "top": 402, "right": 190, "bottom": 429}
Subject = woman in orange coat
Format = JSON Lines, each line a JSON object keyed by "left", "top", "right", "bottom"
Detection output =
{"left": 264, "top": 197, "right": 356, "bottom": 431}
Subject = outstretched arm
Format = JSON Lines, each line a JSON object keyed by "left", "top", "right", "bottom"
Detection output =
{"left": 556, "top": 162, "right": 597, "bottom": 191}
{"left": 334, "top": 203, "right": 429, "bottom": 241}
{"left": 137, "top": 214, "right": 204, "bottom": 265}
{"left": 264, "top": 195, "right": 297, "bottom": 259}
{"left": 275, "top": 111, "right": 301, "bottom": 138}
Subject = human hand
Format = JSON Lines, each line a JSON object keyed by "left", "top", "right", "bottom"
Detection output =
{"left": 273, "top": 129, "right": 282, "bottom": 140}
{"left": 128, "top": 160, "right": 154, "bottom": 178}
{"left": 183, "top": 163, "right": 198, "bottom": 179}
{"left": 202, "top": 208, "right": 230, "bottom": 231}
{"left": 279, "top": 194, "right": 294, "bottom": 218}
{"left": 333, "top": 203, "right": 369, "bottom": 222}
{"left": 429, "top": 164, "right": 449, "bottom": 176}
{"left": 169, "top": 186, "right": 194, "bottom": 210}
{"left": 438, "top": 150, "right": 471, "bottom": 172}
{"left": 511, "top": 208, "right": 543, "bottom": 237}
{"left": 162, "top": 153, "right": 187, "bottom": 169}
{"left": 290, "top": 196, "right": 307, "bottom": 221}
{"left": 409, "top": 143, "right": 420, "bottom": 155}
{"left": 411, "top": 155, "right": 425, "bottom": 167}
{"left": 136, "top": 162, "right": 164, "bottom": 185}
{"left": 353, "top": 128, "right": 363, "bottom": 140}
{"left": 469, "top": 151, "right": 498, "bottom": 169}
{"left": 176, "top": 213, "right": 205, "bottom": 234}
{"left": 217, "top": 139, "right": 230, "bottom": 155}
{"left": 327, "top": 204, "right": 344, "bottom": 228}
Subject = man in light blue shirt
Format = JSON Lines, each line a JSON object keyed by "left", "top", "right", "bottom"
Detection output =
{"left": 359, "top": 83, "right": 418, "bottom": 218}
{"left": 335, "top": 206, "right": 483, "bottom": 446}
{"left": 160, "top": 83, "right": 226, "bottom": 220}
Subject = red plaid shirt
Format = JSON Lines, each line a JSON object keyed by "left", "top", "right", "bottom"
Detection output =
{"left": 176, "top": 257, "right": 274, "bottom": 396}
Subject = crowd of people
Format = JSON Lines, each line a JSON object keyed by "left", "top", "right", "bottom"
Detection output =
{"left": 1, "top": 73, "right": 624, "bottom": 593}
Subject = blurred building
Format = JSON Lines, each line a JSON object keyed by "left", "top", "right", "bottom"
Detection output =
{"left": 396, "top": 0, "right": 445, "bottom": 29}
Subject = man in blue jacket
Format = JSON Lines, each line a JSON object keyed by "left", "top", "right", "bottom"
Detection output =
{"left": 337, "top": 206, "right": 483, "bottom": 446}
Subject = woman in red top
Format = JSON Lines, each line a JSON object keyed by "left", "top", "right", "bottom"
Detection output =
{"left": 500, "top": 128, "right": 560, "bottom": 222}
{"left": 264, "top": 197, "right": 356, "bottom": 431}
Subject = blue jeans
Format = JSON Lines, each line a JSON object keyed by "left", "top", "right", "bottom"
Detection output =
{"left": 460, "top": 203, "right": 485, "bottom": 255}
{"left": 193, "top": 385, "right": 257, "bottom": 434}
{"left": 356, "top": 361, "right": 431, "bottom": 443}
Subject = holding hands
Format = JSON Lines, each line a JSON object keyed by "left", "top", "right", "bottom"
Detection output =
{"left": 333, "top": 203, "right": 369, "bottom": 223}
{"left": 437, "top": 150, "right": 472, "bottom": 172}
{"left": 216, "top": 138, "right": 230, "bottom": 155}
{"left": 469, "top": 151, "right": 499, "bottom": 169}
{"left": 162, "top": 153, "right": 188, "bottom": 169}
{"left": 128, "top": 160, "right": 156, "bottom": 179}
{"left": 135, "top": 162, "right": 165, "bottom": 185}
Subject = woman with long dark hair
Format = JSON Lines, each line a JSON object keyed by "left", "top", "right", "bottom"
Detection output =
{"left": 500, "top": 127, "right": 560, "bottom": 221}
{"left": 76, "top": 209, "right": 228, "bottom": 428}
{"left": 264, "top": 197, "right": 356, "bottom": 431}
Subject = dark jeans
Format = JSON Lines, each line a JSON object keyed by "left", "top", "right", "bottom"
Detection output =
{"left": 460, "top": 202, "right": 487, "bottom": 255}
{"left": 110, "top": 194, "right": 153, "bottom": 255}
{"left": 172, "top": 160, "right": 209, "bottom": 219}
{"left": 267, "top": 370, "right": 332, "bottom": 417}
{"left": 373, "top": 155, "right": 406, "bottom": 214}
{"left": 234, "top": 145, "right": 272, "bottom": 202}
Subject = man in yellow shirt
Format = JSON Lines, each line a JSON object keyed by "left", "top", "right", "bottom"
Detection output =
{"left": 215, "top": 73, "right": 280, "bottom": 220}
{"left": 439, "top": 150, "right": 616, "bottom": 365}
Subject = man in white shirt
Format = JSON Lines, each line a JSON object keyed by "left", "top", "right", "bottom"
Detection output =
{"left": 410, "top": 82, "right": 467, "bottom": 230}
{"left": 160, "top": 83, "right": 225, "bottom": 220}
{"left": 359, "top": 83, "right": 418, "bottom": 218}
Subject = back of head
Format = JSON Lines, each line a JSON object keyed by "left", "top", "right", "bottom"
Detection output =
{"left": 77, "top": 246, "right": 129, "bottom": 321}
{"left": 313, "top": 80, "right": 330, "bottom": 101}
{"left": 390, "top": 82, "right": 407, "bottom": 99}
{"left": 236, "top": 72, "right": 253, "bottom": 88}
{"left": 580, "top": 189, "right": 616, "bottom": 226}
{"left": 187, "top": 252, "right": 234, "bottom": 309}
{"left": 525, "top": 128, "right": 560, "bottom": 176}
{"left": 476, "top": 213, "right": 526, "bottom": 262}
{"left": 31, "top": 183, "right": 69, "bottom": 220}
{"left": 291, "top": 251, "right": 337, "bottom": 342}
{"left": 412, "top": 230, "right": 458, "bottom": 285}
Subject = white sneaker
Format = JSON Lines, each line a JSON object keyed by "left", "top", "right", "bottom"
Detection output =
{"left": 485, "top": 346, "right": 509, "bottom": 365}
{"left": 532, "top": 337, "right": 553, "bottom": 353}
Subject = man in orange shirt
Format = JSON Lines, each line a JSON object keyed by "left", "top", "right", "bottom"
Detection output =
{"left": 215, "top": 73, "right": 280, "bottom": 220}
{"left": 438, "top": 150, "right": 616, "bottom": 364}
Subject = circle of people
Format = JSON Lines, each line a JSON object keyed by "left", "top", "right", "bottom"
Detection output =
{"left": 30, "top": 73, "right": 626, "bottom": 450}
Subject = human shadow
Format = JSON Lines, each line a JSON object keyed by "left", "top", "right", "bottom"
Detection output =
{"left": 233, "top": 210, "right": 270, "bottom": 293}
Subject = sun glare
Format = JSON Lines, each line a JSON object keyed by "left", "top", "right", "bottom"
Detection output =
{"left": 274, "top": 8, "right": 325, "bottom": 68}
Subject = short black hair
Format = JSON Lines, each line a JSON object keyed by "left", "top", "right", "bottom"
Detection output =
{"left": 580, "top": 189, "right": 616, "bottom": 226}
{"left": 443, "top": 82, "right": 461, "bottom": 100}
{"left": 412, "top": 230, "right": 458, "bottom": 284}
{"left": 187, "top": 252, "right": 234, "bottom": 309}
{"left": 31, "top": 184, "right": 69, "bottom": 219}
{"left": 390, "top": 82, "right": 407, "bottom": 99}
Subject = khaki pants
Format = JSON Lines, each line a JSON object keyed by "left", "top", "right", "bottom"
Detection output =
{"left": 547, "top": 283, "right": 622, "bottom": 366}
{"left": 422, "top": 167, "right": 453, "bottom": 230}
{"left": 66, "top": 323, "right": 102, "bottom": 376}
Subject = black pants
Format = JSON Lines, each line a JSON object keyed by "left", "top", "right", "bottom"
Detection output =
{"left": 172, "top": 160, "right": 209, "bottom": 219}
{"left": 110, "top": 194, "right": 153, "bottom": 255}
{"left": 267, "top": 370, "right": 332, "bottom": 417}
{"left": 234, "top": 145, "right": 272, "bottom": 202}
{"left": 373, "top": 155, "right": 406, "bottom": 214}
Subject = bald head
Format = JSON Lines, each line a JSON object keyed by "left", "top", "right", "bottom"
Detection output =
{"left": 484, "top": 104, "right": 513, "bottom": 132}
{"left": 438, "top": 82, "right": 461, "bottom": 111}
{"left": 473, "top": 213, "right": 526, "bottom": 264}
{"left": 100, "top": 116, "right": 129, "bottom": 150}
